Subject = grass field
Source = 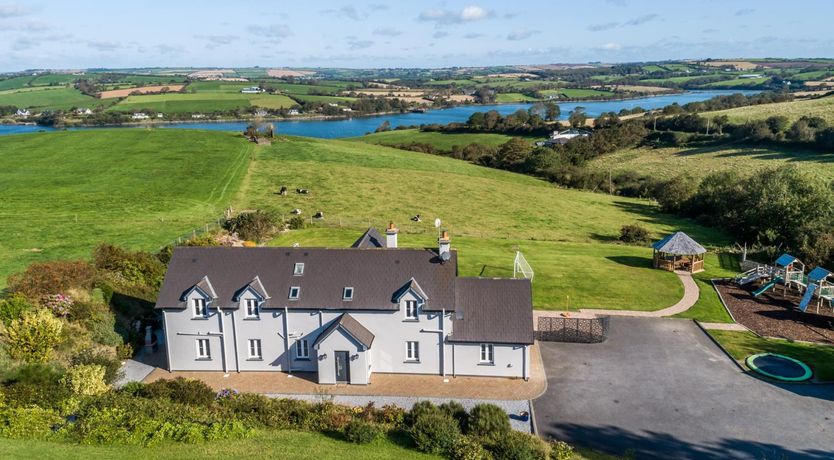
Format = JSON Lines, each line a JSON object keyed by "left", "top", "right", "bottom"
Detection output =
{"left": 541, "top": 88, "right": 614, "bottom": 99}
{"left": 674, "top": 252, "right": 739, "bottom": 323}
{"left": 704, "top": 94, "right": 834, "bottom": 124}
{"left": 234, "top": 136, "right": 728, "bottom": 310}
{"left": 110, "top": 92, "right": 298, "bottom": 112}
{"left": 588, "top": 143, "right": 834, "bottom": 183}
{"left": 700, "top": 77, "right": 770, "bottom": 88}
{"left": 641, "top": 74, "right": 724, "bottom": 84}
{"left": 708, "top": 330, "right": 834, "bottom": 381}
{"left": 0, "top": 129, "right": 252, "bottom": 286}
{"left": 348, "top": 128, "right": 529, "bottom": 149}
{"left": 0, "top": 87, "right": 105, "bottom": 110}
{"left": 494, "top": 92, "right": 539, "bottom": 102}
{"left": 289, "top": 94, "right": 357, "bottom": 103}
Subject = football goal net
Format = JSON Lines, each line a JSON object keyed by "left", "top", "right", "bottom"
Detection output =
{"left": 513, "top": 251, "right": 534, "bottom": 281}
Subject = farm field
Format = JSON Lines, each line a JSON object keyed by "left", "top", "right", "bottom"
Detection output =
{"left": 0, "top": 129, "right": 252, "bottom": 286}
{"left": 234, "top": 136, "right": 729, "bottom": 310}
{"left": 494, "top": 92, "right": 539, "bottom": 102}
{"left": 699, "top": 76, "right": 770, "bottom": 88}
{"left": 0, "top": 86, "right": 107, "bottom": 111}
{"left": 109, "top": 92, "right": 297, "bottom": 112}
{"left": 289, "top": 94, "right": 357, "bottom": 104}
{"left": 541, "top": 88, "right": 614, "bottom": 98}
{"left": 347, "top": 128, "right": 531, "bottom": 149}
{"left": 703, "top": 94, "right": 834, "bottom": 124}
{"left": 588, "top": 144, "right": 834, "bottom": 183}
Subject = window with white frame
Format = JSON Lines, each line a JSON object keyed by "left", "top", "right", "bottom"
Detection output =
{"left": 196, "top": 338, "right": 211, "bottom": 359}
{"left": 288, "top": 286, "right": 300, "bottom": 300}
{"left": 245, "top": 298, "right": 259, "bottom": 318}
{"left": 192, "top": 298, "right": 207, "bottom": 318}
{"left": 342, "top": 287, "right": 354, "bottom": 301}
{"left": 295, "top": 339, "right": 309, "bottom": 359}
{"left": 406, "top": 341, "right": 420, "bottom": 361}
{"left": 248, "top": 339, "right": 262, "bottom": 360}
{"left": 480, "top": 343, "right": 494, "bottom": 364}
{"left": 404, "top": 300, "right": 418, "bottom": 320}
{"left": 293, "top": 263, "right": 304, "bottom": 276}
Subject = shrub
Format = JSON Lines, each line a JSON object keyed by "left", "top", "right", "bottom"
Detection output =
{"left": 242, "top": 240, "right": 258, "bottom": 248}
{"left": 379, "top": 404, "right": 406, "bottom": 428}
{"left": 408, "top": 400, "right": 441, "bottom": 425}
{"left": 224, "top": 211, "right": 278, "bottom": 243}
{"left": 343, "top": 419, "right": 383, "bottom": 444}
{"left": 4, "top": 309, "right": 64, "bottom": 363}
{"left": 410, "top": 412, "right": 460, "bottom": 455}
{"left": 116, "top": 342, "right": 134, "bottom": 360}
{"left": 619, "top": 224, "right": 650, "bottom": 244}
{"left": 2, "top": 364, "right": 71, "bottom": 410}
{"left": 139, "top": 378, "right": 215, "bottom": 407}
{"left": 119, "top": 381, "right": 145, "bottom": 395}
{"left": 440, "top": 400, "right": 469, "bottom": 431}
{"left": 467, "top": 404, "right": 510, "bottom": 442}
{"left": 7, "top": 260, "right": 95, "bottom": 301}
{"left": 550, "top": 441, "right": 574, "bottom": 460}
{"left": 84, "top": 309, "right": 123, "bottom": 347}
{"left": 0, "top": 406, "right": 63, "bottom": 440}
{"left": 93, "top": 244, "right": 166, "bottom": 289}
{"left": 487, "top": 430, "right": 550, "bottom": 460}
{"left": 451, "top": 434, "right": 493, "bottom": 460}
{"left": 0, "top": 293, "right": 33, "bottom": 326}
{"left": 72, "top": 350, "right": 123, "bottom": 385}
{"left": 287, "top": 215, "right": 305, "bottom": 230}
{"left": 44, "top": 293, "right": 74, "bottom": 317}
{"left": 63, "top": 364, "right": 109, "bottom": 396}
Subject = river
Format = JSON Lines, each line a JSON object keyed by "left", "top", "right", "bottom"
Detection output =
{"left": 0, "top": 90, "right": 757, "bottom": 138}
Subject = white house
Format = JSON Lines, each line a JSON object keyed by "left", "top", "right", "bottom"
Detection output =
{"left": 241, "top": 86, "right": 265, "bottom": 94}
{"left": 288, "top": 109, "right": 300, "bottom": 116}
{"left": 75, "top": 108, "right": 93, "bottom": 115}
{"left": 15, "top": 109, "right": 30, "bottom": 117}
{"left": 131, "top": 112, "right": 149, "bottom": 120}
{"left": 156, "top": 226, "right": 534, "bottom": 385}
{"left": 541, "top": 129, "right": 591, "bottom": 146}
{"left": 191, "top": 113, "right": 206, "bottom": 119}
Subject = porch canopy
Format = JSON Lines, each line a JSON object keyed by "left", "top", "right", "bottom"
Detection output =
{"left": 652, "top": 231, "right": 706, "bottom": 274}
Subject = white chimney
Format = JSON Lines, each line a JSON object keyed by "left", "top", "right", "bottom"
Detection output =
{"left": 438, "top": 230, "right": 451, "bottom": 257}
{"left": 385, "top": 222, "right": 398, "bottom": 248}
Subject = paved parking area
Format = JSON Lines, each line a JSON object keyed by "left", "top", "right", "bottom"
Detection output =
{"left": 534, "top": 317, "right": 834, "bottom": 460}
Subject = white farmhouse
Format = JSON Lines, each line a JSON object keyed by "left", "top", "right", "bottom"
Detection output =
{"left": 131, "top": 112, "right": 149, "bottom": 120}
{"left": 241, "top": 86, "right": 265, "bottom": 94}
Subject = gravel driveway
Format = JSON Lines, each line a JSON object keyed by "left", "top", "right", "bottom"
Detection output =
{"left": 533, "top": 317, "right": 834, "bottom": 460}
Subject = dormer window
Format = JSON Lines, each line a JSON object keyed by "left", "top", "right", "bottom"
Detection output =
{"left": 293, "top": 263, "right": 304, "bottom": 276}
{"left": 245, "top": 298, "right": 259, "bottom": 318}
{"left": 192, "top": 298, "right": 207, "bottom": 318}
{"left": 288, "top": 286, "right": 300, "bottom": 300}
{"left": 343, "top": 287, "right": 354, "bottom": 301}
{"left": 404, "top": 300, "right": 418, "bottom": 320}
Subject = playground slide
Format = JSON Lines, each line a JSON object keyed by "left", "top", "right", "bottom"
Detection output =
{"left": 753, "top": 277, "right": 783, "bottom": 297}
{"left": 738, "top": 272, "right": 766, "bottom": 286}
{"left": 798, "top": 284, "right": 818, "bottom": 312}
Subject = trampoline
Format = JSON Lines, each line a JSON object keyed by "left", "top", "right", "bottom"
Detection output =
{"left": 745, "top": 353, "right": 813, "bottom": 382}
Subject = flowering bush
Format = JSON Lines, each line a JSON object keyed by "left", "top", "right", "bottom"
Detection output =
{"left": 216, "top": 388, "right": 239, "bottom": 401}
{"left": 63, "top": 364, "right": 109, "bottom": 396}
{"left": 44, "top": 293, "right": 73, "bottom": 318}
{"left": 4, "top": 309, "right": 64, "bottom": 363}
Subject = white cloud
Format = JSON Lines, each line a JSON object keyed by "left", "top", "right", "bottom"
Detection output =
{"left": 248, "top": 24, "right": 292, "bottom": 43}
{"left": 0, "top": 2, "right": 26, "bottom": 18}
{"left": 418, "top": 5, "right": 493, "bottom": 26}
{"left": 202, "top": 34, "right": 239, "bottom": 48}
{"left": 373, "top": 27, "right": 401, "bottom": 37}
{"left": 599, "top": 42, "right": 622, "bottom": 51}
{"left": 507, "top": 29, "right": 540, "bottom": 41}
{"left": 460, "top": 5, "right": 488, "bottom": 21}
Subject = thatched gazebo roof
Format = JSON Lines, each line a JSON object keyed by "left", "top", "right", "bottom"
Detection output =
{"left": 652, "top": 231, "right": 706, "bottom": 255}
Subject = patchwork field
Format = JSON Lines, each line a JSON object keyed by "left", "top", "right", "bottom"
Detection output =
{"left": 233, "top": 136, "right": 728, "bottom": 310}
{"left": 0, "top": 86, "right": 106, "bottom": 110}
{"left": 704, "top": 94, "right": 834, "bottom": 124}
{"left": 99, "top": 84, "right": 186, "bottom": 98}
{"left": 110, "top": 92, "right": 297, "bottom": 112}
{"left": 0, "top": 129, "right": 252, "bottom": 285}
{"left": 347, "top": 128, "right": 532, "bottom": 149}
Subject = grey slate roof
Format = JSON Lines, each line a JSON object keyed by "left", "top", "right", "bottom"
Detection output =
{"left": 393, "top": 278, "right": 429, "bottom": 303}
{"left": 449, "top": 278, "right": 534, "bottom": 345}
{"left": 156, "top": 246, "right": 457, "bottom": 312}
{"left": 313, "top": 313, "right": 375, "bottom": 349}
{"left": 652, "top": 231, "right": 706, "bottom": 255}
{"left": 232, "top": 276, "right": 270, "bottom": 302}
{"left": 352, "top": 227, "right": 385, "bottom": 248}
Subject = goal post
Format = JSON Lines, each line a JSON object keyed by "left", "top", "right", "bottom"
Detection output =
{"left": 513, "top": 251, "right": 534, "bottom": 281}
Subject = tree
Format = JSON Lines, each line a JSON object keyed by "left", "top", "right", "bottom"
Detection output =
{"left": 494, "top": 138, "right": 533, "bottom": 170}
{"left": 544, "top": 102, "right": 561, "bottom": 122}
{"left": 224, "top": 210, "right": 278, "bottom": 243}
{"left": 375, "top": 120, "right": 391, "bottom": 133}
{"left": 568, "top": 108, "right": 587, "bottom": 128}
{"left": 4, "top": 310, "right": 64, "bottom": 363}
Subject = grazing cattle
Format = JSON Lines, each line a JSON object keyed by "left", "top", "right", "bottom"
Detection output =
{"left": 296, "top": 188, "right": 309, "bottom": 194}
{"left": 411, "top": 214, "right": 421, "bottom": 222}
{"left": 291, "top": 208, "right": 302, "bottom": 215}
{"left": 279, "top": 186, "right": 287, "bottom": 196}
{"left": 314, "top": 211, "right": 324, "bottom": 219}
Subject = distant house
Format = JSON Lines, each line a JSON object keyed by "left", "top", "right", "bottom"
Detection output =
{"left": 15, "top": 109, "right": 30, "bottom": 117}
{"left": 75, "top": 108, "right": 93, "bottom": 115}
{"left": 739, "top": 74, "right": 763, "bottom": 79}
{"left": 191, "top": 113, "right": 206, "bottom": 119}
{"left": 240, "top": 86, "right": 264, "bottom": 94}
{"left": 156, "top": 113, "right": 164, "bottom": 118}
{"left": 540, "top": 129, "right": 591, "bottom": 146}
{"left": 288, "top": 109, "right": 300, "bottom": 116}
{"left": 253, "top": 109, "right": 269, "bottom": 117}
{"left": 341, "top": 107, "right": 353, "bottom": 112}
{"left": 131, "top": 112, "right": 149, "bottom": 120}
{"left": 155, "top": 225, "right": 534, "bottom": 384}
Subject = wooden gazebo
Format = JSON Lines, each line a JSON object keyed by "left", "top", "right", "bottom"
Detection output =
{"left": 652, "top": 231, "right": 706, "bottom": 274}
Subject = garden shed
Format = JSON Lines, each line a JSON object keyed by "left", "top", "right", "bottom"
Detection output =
{"left": 652, "top": 231, "right": 706, "bottom": 274}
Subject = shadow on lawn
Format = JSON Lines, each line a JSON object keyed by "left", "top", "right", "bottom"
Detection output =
{"left": 605, "top": 255, "right": 652, "bottom": 269}
{"left": 540, "top": 422, "right": 834, "bottom": 460}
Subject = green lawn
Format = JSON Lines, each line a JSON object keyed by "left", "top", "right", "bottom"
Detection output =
{"left": 708, "top": 330, "right": 834, "bottom": 381}
{"left": 272, "top": 82, "right": 347, "bottom": 95}
{"left": 699, "top": 77, "right": 771, "bottom": 88}
{"left": 494, "top": 93, "right": 539, "bottom": 103}
{"left": 289, "top": 94, "right": 357, "bottom": 104}
{"left": 641, "top": 74, "right": 725, "bottom": 84}
{"left": 0, "top": 87, "right": 105, "bottom": 110}
{"left": 347, "top": 128, "right": 528, "bottom": 150}
{"left": 0, "top": 76, "right": 35, "bottom": 91}
{"left": 674, "top": 253, "right": 739, "bottom": 323}
{"left": 236, "top": 136, "right": 727, "bottom": 310}
{"left": 110, "top": 92, "right": 298, "bottom": 112}
{"left": 704, "top": 95, "right": 834, "bottom": 125}
{"left": 0, "top": 129, "right": 252, "bottom": 286}
{"left": 540, "top": 88, "right": 614, "bottom": 99}
{"left": 588, "top": 144, "right": 834, "bottom": 183}
{"left": 0, "top": 430, "right": 437, "bottom": 460}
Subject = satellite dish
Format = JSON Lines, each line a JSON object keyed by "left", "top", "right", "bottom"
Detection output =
{"left": 434, "top": 218, "right": 441, "bottom": 228}
{"left": 440, "top": 252, "right": 451, "bottom": 262}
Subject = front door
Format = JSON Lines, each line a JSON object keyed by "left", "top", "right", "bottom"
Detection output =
{"left": 334, "top": 351, "right": 350, "bottom": 383}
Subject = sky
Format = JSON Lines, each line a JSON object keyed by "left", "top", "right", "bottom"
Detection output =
{"left": 1, "top": 0, "right": 833, "bottom": 72}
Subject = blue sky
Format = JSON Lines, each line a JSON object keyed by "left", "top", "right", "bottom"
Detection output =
{"left": 1, "top": 0, "right": 833, "bottom": 71}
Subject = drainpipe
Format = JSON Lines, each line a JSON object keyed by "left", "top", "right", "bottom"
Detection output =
{"left": 522, "top": 345, "right": 528, "bottom": 381}
{"left": 440, "top": 308, "right": 446, "bottom": 377}
{"left": 284, "top": 307, "right": 291, "bottom": 375}
{"left": 162, "top": 311, "right": 172, "bottom": 372}
{"left": 216, "top": 305, "right": 227, "bottom": 373}
{"left": 230, "top": 309, "right": 240, "bottom": 372}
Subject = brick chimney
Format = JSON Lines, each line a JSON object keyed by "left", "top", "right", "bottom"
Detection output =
{"left": 385, "top": 222, "right": 398, "bottom": 248}
{"left": 438, "top": 230, "right": 451, "bottom": 257}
